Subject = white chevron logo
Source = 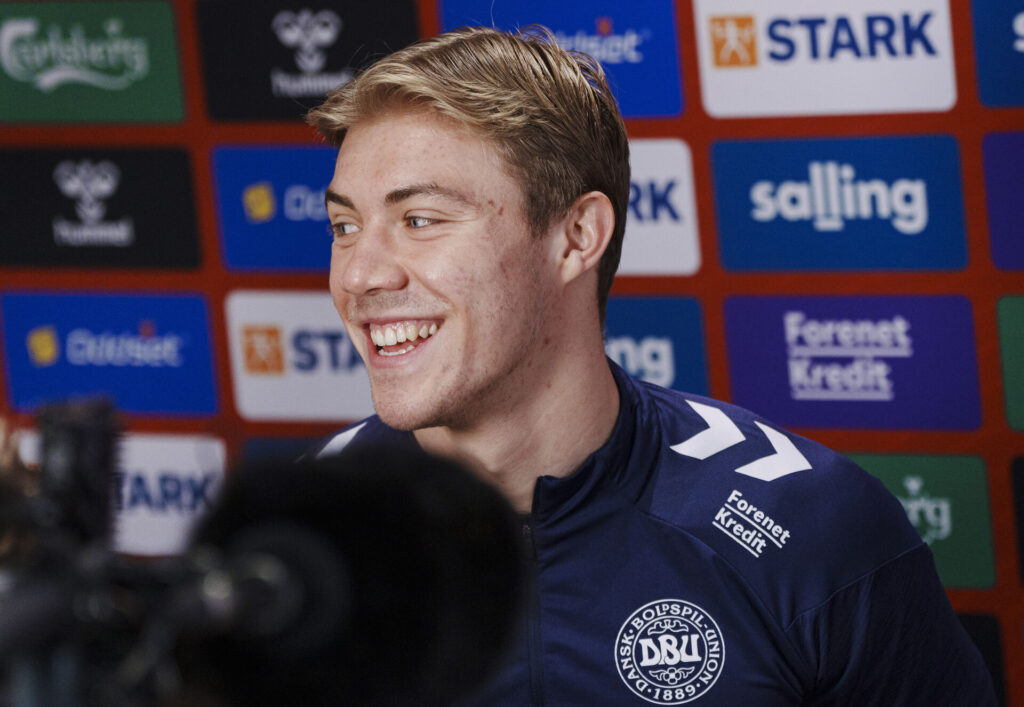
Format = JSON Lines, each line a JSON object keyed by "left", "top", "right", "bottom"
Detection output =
{"left": 671, "top": 400, "right": 744, "bottom": 459}
{"left": 672, "top": 403, "right": 811, "bottom": 481}
{"left": 734, "top": 422, "right": 812, "bottom": 481}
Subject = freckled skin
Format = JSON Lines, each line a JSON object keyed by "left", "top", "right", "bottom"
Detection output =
{"left": 326, "top": 111, "right": 560, "bottom": 432}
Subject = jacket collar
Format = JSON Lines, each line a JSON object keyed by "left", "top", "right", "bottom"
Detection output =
{"left": 530, "top": 360, "right": 656, "bottom": 525}
{"left": 371, "top": 361, "right": 657, "bottom": 527}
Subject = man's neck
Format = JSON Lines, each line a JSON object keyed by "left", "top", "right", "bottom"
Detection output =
{"left": 413, "top": 343, "right": 620, "bottom": 513}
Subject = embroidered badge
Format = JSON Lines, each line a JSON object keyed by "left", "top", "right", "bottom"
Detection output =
{"left": 615, "top": 599, "right": 725, "bottom": 704}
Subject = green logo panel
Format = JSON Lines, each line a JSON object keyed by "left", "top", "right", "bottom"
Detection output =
{"left": 849, "top": 454, "right": 995, "bottom": 589}
{"left": 0, "top": 1, "right": 182, "bottom": 122}
{"left": 999, "top": 297, "right": 1024, "bottom": 430}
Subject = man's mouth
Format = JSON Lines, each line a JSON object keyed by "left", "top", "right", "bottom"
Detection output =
{"left": 368, "top": 320, "right": 441, "bottom": 357}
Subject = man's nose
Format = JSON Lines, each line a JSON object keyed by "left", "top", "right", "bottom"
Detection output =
{"left": 336, "top": 226, "right": 409, "bottom": 295}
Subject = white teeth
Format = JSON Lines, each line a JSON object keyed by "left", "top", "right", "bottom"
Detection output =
{"left": 379, "top": 344, "right": 415, "bottom": 357}
{"left": 369, "top": 321, "right": 441, "bottom": 355}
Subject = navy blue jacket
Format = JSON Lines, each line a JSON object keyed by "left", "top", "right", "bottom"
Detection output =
{"left": 313, "top": 362, "right": 995, "bottom": 705}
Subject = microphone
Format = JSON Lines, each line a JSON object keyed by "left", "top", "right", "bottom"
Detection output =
{"left": 177, "top": 521, "right": 349, "bottom": 659}
{"left": 174, "top": 443, "right": 524, "bottom": 707}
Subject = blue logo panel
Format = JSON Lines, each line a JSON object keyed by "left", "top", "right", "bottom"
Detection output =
{"left": 712, "top": 136, "right": 966, "bottom": 271}
{"left": 724, "top": 296, "right": 980, "bottom": 430}
{"left": 605, "top": 297, "right": 707, "bottom": 395}
{"left": 213, "top": 146, "right": 338, "bottom": 271}
{"left": 983, "top": 132, "right": 1024, "bottom": 270}
{"left": 1, "top": 293, "right": 217, "bottom": 415}
{"left": 440, "top": 0, "right": 682, "bottom": 118}
{"left": 972, "top": 0, "right": 1024, "bottom": 107}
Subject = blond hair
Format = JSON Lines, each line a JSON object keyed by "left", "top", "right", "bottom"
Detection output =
{"left": 307, "top": 26, "right": 630, "bottom": 323}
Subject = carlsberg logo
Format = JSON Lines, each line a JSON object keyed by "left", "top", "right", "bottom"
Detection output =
{"left": 0, "top": 16, "right": 149, "bottom": 92}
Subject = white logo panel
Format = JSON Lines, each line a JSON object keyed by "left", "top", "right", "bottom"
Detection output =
{"left": 226, "top": 290, "right": 373, "bottom": 421}
{"left": 620, "top": 139, "right": 700, "bottom": 276}
{"left": 694, "top": 0, "right": 956, "bottom": 117}
{"left": 19, "top": 432, "right": 225, "bottom": 556}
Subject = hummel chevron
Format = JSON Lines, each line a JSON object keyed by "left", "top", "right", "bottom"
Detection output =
{"left": 735, "top": 423, "right": 811, "bottom": 482}
{"left": 671, "top": 400, "right": 743, "bottom": 460}
{"left": 672, "top": 402, "right": 812, "bottom": 481}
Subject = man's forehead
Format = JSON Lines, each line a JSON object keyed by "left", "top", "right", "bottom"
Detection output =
{"left": 346, "top": 103, "right": 477, "bottom": 138}
{"left": 328, "top": 110, "right": 516, "bottom": 205}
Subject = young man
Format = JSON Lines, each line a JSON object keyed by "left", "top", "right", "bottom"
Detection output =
{"left": 306, "top": 27, "right": 995, "bottom": 705}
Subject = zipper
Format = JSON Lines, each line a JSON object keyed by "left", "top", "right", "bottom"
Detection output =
{"left": 521, "top": 518, "right": 544, "bottom": 706}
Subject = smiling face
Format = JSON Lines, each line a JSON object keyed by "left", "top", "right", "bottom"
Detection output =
{"left": 326, "top": 109, "right": 560, "bottom": 431}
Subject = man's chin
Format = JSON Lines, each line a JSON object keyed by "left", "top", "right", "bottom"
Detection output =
{"left": 376, "top": 413, "right": 420, "bottom": 432}
{"left": 371, "top": 396, "right": 436, "bottom": 432}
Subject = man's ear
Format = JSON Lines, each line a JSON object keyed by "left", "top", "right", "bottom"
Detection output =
{"left": 557, "top": 191, "right": 616, "bottom": 284}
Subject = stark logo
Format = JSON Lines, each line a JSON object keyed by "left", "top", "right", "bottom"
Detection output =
{"left": 243, "top": 326, "right": 285, "bottom": 375}
{"left": 616, "top": 599, "right": 724, "bottom": 704}
{"left": 710, "top": 16, "right": 757, "bottom": 67}
{"left": 51, "top": 160, "right": 134, "bottom": 247}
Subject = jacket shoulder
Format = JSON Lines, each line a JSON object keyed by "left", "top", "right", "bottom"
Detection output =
{"left": 632, "top": 383, "right": 922, "bottom": 625}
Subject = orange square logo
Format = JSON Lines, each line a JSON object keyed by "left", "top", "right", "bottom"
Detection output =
{"left": 710, "top": 16, "right": 757, "bottom": 68}
{"left": 243, "top": 326, "right": 285, "bottom": 374}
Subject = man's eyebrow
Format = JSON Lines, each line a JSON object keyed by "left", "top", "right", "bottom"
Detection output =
{"left": 324, "top": 183, "right": 477, "bottom": 211}
{"left": 384, "top": 182, "right": 476, "bottom": 207}
{"left": 324, "top": 189, "right": 354, "bottom": 209}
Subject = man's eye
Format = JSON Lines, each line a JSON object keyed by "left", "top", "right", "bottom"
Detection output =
{"left": 407, "top": 216, "right": 436, "bottom": 228}
{"left": 330, "top": 221, "right": 358, "bottom": 237}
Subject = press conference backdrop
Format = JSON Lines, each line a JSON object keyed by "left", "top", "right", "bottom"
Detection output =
{"left": 0, "top": 0, "right": 1020, "bottom": 702}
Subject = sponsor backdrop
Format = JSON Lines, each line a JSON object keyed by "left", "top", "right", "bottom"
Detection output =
{"left": 0, "top": 0, "right": 1020, "bottom": 701}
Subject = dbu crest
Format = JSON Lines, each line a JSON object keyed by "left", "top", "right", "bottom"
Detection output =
{"left": 616, "top": 599, "right": 724, "bottom": 704}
